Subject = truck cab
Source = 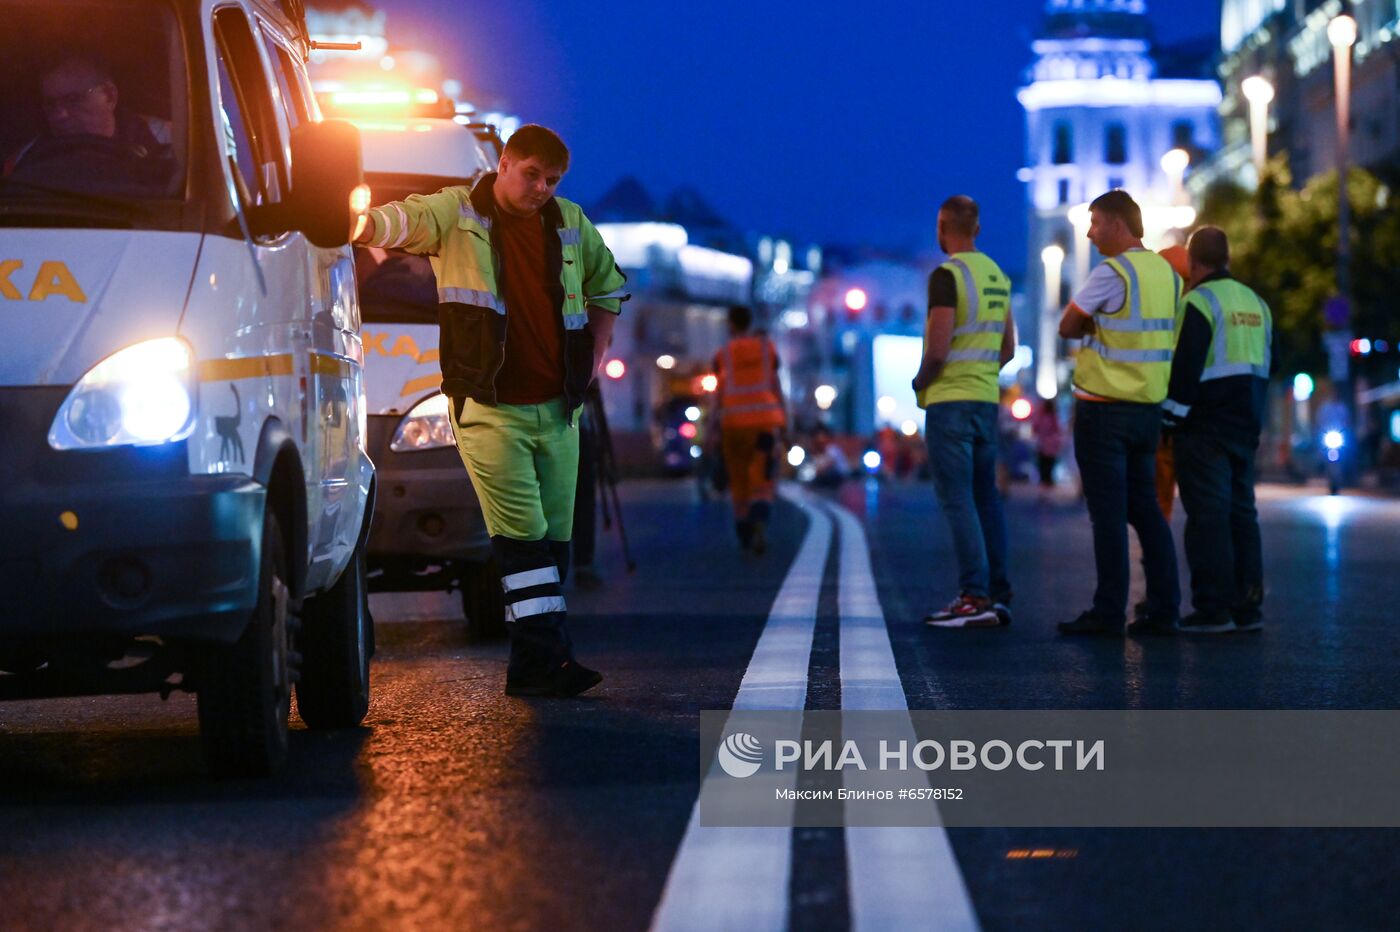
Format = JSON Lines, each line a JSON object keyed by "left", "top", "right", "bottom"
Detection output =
{"left": 0, "top": 0, "right": 376, "bottom": 776}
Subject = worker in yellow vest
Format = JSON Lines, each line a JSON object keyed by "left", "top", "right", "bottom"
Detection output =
{"left": 712, "top": 305, "right": 787, "bottom": 554}
{"left": 913, "top": 195, "right": 1017, "bottom": 628}
{"left": 1056, "top": 190, "right": 1181, "bottom": 637}
{"left": 1164, "top": 226, "right": 1273, "bottom": 634}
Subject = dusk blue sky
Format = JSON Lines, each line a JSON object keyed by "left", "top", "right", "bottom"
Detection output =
{"left": 376, "top": 0, "right": 1223, "bottom": 274}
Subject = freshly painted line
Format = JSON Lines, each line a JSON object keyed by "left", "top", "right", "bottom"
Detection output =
{"left": 819, "top": 498, "right": 981, "bottom": 932}
{"left": 650, "top": 488, "right": 833, "bottom": 932}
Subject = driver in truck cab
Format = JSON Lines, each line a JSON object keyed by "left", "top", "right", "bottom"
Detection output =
{"left": 4, "top": 55, "right": 172, "bottom": 177}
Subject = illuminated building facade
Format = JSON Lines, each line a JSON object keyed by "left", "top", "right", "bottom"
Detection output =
{"left": 1197, "top": 0, "right": 1400, "bottom": 192}
{"left": 1019, "top": 0, "right": 1221, "bottom": 398}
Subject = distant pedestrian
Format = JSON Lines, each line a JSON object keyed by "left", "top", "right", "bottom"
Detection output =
{"left": 1030, "top": 398, "right": 1063, "bottom": 489}
{"left": 1055, "top": 190, "right": 1181, "bottom": 637}
{"left": 809, "top": 424, "right": 850, "bottom": 487}
{"left": 1164, "top": 226, "right": 1273, "bottom": 634}
{"left": 712, "top": 305, "right": 786, "bottom": 554}
{"left": 913, "top": 195, "right": 1016, "bottom": 628}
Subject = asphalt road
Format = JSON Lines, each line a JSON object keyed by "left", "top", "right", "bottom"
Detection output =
{"left": 1, "top": 478, "right": 1398, "bottom": 931}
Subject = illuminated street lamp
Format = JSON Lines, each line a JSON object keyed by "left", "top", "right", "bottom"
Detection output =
{"left": 1160, "top": 148, "right": 1190, "bottom": 204}
{"left": 1329, "top": 13, "right": 1357, "bottom": 426}
{"left": 1038, "top": 244, "right": 1065, "bottom": 399}
{"left": 1328, "top": 14, "right": 1356, "bottom": 306}
{"left": 1240, "top": 75, "right": 1275, "bottom": 179}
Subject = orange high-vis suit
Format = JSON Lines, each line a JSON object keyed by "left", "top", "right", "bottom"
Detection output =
{"left": 715, "top": 334, "right": 786, "bottom": 550}
{"left": 1154, "top": 244, "right": 1192, "bottom": 518}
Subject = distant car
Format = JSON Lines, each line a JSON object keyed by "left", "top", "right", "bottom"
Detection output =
{"left": 352, "top": 117, "right": 506, "bottom": 640}
{"left": 654, "top": 396, "right": 704, "bottom": 476}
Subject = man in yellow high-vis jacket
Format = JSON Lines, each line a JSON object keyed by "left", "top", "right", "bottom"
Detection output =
{"left": 1057, "top": 190, "right": 1181, "bottom": 637}
{"left": 913, "top": 195, "right": 1017, "bottom": 628}
{"left": 1164, "top": 227, "right": 1273, "bottom": 634}
{"left": 356, "top": 125, "right": 628, "bottom": 697}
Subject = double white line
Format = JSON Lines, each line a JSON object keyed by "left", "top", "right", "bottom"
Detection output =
{"left": 650, "top": 488, "right": 978, "bottom": 931}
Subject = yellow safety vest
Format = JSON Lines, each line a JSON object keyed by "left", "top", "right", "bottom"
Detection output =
{"left": 1184, "top": 278, "right": 1273, "bottom": 381}
{"left": 1073, "top": 250, "right": 1179, "bottom": 404}
{"left": 919, "top": 251, "right": 1010, "bottom": 407}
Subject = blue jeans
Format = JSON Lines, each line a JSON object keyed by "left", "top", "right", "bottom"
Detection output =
{"left": 925, "top": 402, "right": 1010, "bottom": 601}
{"left": 1072, "top": 400, "right": 1180, "bottom": 622}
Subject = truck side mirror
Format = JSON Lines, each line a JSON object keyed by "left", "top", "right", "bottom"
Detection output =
{"left": 256, "top": 119, "right": 366, "bottom": 248}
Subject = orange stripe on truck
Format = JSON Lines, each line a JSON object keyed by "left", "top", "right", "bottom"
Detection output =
{"left": 399, "top": 373, "right": 441, "bottom": 397}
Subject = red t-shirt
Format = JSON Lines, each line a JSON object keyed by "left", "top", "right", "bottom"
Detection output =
{"left": 494, "top": 210, "right": 564, "bottom": 404}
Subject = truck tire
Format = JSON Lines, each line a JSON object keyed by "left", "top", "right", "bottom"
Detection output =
{"left": 460, "top": 558, "right": 506, "bottom": 642}
{"left": 296, "top": 535, "right": 372, "bottom": 730}
{"left": 198, "top": 511, "right": 296, "bottom": 778}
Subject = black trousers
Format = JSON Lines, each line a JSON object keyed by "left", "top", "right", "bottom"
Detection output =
{"left": 1173, "top": 430, "right": 1264, "bottom": 622}
{"left": 1073, "top": 400, "right": 1180, "bottom": 622}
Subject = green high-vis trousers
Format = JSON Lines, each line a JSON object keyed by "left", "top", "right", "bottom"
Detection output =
{"left": 449, "top": 396, "right": 579, "bottom": 542}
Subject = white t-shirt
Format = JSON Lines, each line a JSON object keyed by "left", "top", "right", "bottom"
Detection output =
{"left": 1069, "top": 247, "right": 1161, "bottom": 317}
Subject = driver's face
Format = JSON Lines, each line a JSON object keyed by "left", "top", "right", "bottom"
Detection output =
{"left": 41, "top": 68, "right": 118, "bottom": 138}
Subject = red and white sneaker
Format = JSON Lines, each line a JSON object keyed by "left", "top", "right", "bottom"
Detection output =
{"left": 923, "top": 594, "right": 1000, "bottom": 628}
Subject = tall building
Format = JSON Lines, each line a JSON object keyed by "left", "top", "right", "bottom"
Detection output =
{"left": 1018, "top": 0, "right": 1221, "bottom": 398}
{"left": 1198, "top": 0, "right": 1400, "bottom": 192}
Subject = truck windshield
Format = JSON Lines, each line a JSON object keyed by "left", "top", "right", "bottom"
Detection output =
{"left": 0, "top": 1, "right": 186, "bottom": 217}
{"left": 356, "top": 248, "right": 439, "bottom": 325}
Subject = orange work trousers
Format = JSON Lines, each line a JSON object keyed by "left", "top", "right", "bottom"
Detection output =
{"left": 1156, "top": 434, "right": 1176, "bottom": 519}
{"left": 721, "top": 427, "right": 778, "bottom": 518}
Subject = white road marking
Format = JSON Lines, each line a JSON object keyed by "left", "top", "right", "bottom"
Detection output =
{"left": 818, "top": 497, "right": 981, "bottom": 932}
{"left": 649, "top": 490, "right": 833, "bottom": 932}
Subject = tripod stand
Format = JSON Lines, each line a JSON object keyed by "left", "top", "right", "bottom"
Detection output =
{"left": 582, "top": 385, "right": 636, "bottom": 573}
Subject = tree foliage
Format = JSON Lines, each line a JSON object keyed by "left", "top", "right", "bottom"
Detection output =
{"left": 1196, "top": 158, "right": 1400, "bottom": 378}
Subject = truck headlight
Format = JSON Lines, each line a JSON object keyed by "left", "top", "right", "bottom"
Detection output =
{"left": 48, "top": 338, "right": 196, "bottom": 450}
{"left": 389, "top": 393, "right": 455, "bottom": 452}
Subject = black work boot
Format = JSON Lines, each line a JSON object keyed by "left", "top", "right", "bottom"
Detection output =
{"left": 492, "top": 536, "right": 599, "bottom": 697}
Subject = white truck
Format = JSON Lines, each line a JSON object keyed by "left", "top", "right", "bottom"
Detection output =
{"left": 0, "top": 0, "right": 375, "bottom": 776}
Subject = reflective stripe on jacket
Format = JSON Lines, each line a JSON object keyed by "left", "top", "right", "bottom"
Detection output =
{"left": 718, "top": 335, "right": 785, "bottom": 429}
{"left": 918, "top": 251, "right": 1010, "bottom": 407}
{"left": 1072, "top": 250, "right": 1179, "bottom": 404}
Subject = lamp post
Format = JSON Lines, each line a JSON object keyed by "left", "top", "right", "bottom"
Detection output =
{"left": 1240, "top": 74, "right": 1275, "bottom": 181}
{"left": 1160, "top": 147, "right": 1190, "bottom": 209}
{"left": 1328, "top": 14, "right": 1356, "bottom": 305}
{"left": 1328, "top": 12, "right": 1358, "bottom": 469}
{"left": 1038, "top": 243, "right": 1065, "bottom": 400}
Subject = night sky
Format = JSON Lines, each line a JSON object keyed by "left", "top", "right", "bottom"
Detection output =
{"left": 376, "top": 0, "right": 1222, "bottom": 274}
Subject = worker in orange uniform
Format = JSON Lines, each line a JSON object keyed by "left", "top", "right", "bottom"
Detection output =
{"left": 1155, "top": 242, "right": 1192, "bottom": 518}
{"left": 712, "top": 305, "right": 787, "bottom": 554}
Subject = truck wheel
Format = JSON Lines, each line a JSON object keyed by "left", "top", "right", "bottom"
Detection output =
{"left": 198, "top": 511, "right": 296, "bottom": 778}
{"left": 297, "top": 535, "right": 372, "bottom": 730}
{"left": 460, "top": 559, "right": 506, "bottom": 642}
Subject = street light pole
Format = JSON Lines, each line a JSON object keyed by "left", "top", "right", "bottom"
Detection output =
{"left": 1160, "top": 148, "right": 1190, "bottom": 205}
{"left": 1329, "top": 14, "right": 1356, "bottom": 305}
{"left": 1328, "top": 12, "right": 1359, "bottom": 476}
{"left": 1038, "top": 244, "right": 1064, "bottom": 400}
{"left": 1240, "top": 74, "right": 1275, "bottom": 182}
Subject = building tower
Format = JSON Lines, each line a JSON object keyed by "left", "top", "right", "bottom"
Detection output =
{"left": 1019, "top": 0, "right": 1222, "bottom": 398}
